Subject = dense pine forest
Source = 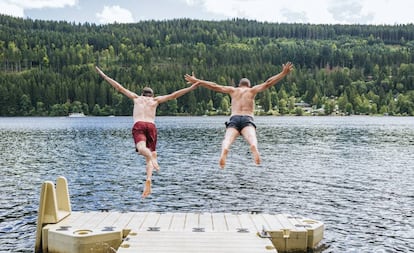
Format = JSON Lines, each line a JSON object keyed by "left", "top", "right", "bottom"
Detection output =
{"left": 1, "top": 15, "right": 413, "bottom": 116}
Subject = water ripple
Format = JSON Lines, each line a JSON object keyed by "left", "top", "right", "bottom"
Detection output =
{"left": 0, "top": 116, "right": 413, "bottom": 252}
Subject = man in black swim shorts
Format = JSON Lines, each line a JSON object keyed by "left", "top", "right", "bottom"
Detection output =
{"left": 185, "top": 62, "right": 293, "bottom": 168}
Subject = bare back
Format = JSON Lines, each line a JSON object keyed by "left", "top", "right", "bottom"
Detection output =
{"left": 132, "top": 96, "right": 159, "bottom": 123}
{"left": 229, "top": 87, "right": 257, "bottom": 116}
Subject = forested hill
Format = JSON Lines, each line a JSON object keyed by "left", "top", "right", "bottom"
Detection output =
{"left": 1, "top": 15, "right": 413, "bottom": 116}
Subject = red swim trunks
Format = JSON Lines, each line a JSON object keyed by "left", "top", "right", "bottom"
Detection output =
{"left": 132, "top": 121, "right": 157, "bottom": 152}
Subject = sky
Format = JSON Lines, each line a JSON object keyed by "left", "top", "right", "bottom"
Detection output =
{"left": 0, "top": 0, "right": 413, "bottom": 25}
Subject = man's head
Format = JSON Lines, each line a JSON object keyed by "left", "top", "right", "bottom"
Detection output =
{"left": 142, "top": 87, "right": 154, "bottom": 97}
{"left": 238, "top": 78, "right": 251, "bottom": 87}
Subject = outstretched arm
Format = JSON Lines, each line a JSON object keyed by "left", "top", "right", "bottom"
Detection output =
{"left": 155, "top": 82, "right": 199, "bottom": 104}
{"left": 252, "top": 62, "right": 294, "bottom": 93}
{"left": 184, "top": 73, "right": 234, "bottom": 94}
{"left": 95, "top": 66, "right": 138, "bottom": 99}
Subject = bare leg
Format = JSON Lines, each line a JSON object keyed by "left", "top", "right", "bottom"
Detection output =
{"left": 219, "top": 128, "right": 240, "bottom": 169}
{"left": 241, "top": 126, "right": 261, "bottom": 165}
{"left": 136, "top": 142, "right": 158, "bottom": 170}
{"left": 141, "top": 153, "right": 159, "bottom": 198}
{"left": 219, "top": 149, "right": 228, "bottom": 169}
{"left": 136, "top": 141, "right": 156, "bottom": 198}
{"left": 250, "top": 145, "right": 261, "bottom": 165}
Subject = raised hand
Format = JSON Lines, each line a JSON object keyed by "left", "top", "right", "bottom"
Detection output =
{"left": 184, "top": 72, "right": 198, "bottom": 84}
{"left": 282, "top": 62, "right": 294, "bottom": 74}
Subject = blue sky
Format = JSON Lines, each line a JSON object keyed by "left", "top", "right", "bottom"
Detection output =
{"left": 0, "top": 0, "right": 413, "bottom": 25}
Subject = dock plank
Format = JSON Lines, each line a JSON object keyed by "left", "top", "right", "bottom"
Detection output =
{"left": 199, "top": 213, "right": 213, "bottom": 232}
{"left": 239, "top": 213, "right": 262, "bottom": 232}
{"left": 261, "top": 214, "right": 284, "bottom": 231}
{"left": 169, "top": 212, "right": 186, "bottom": 231}
{"left": 125, "top": 212, "right": 148, "bottom": 231}
{"left": 184, "top": 213, "right": 199, "bottom": 232}
{"left": 138, "top": 212, "right": 160, "bottom": 231}
{"left": 68, "top": 211, "right": 103, "bottom": 228}
{"left": 118, "top": 231, "right": 275, "bottom": 253}
{"left": 50, "top": 211, "right": 83, "bottom": 228}
{"left": 83, "top": 212, "right": 111, "bottom": 228}
{"left": 211, "top": 213, "right": 228, "bottom": 232}
{"left": 156, "top": 212, "right": 173, "bottom": 230}
{"left": 111, "top": 212, "right": 136, "bottom": 229}
{"left": 274, "top": 214, "right": 297, "bottom": 230}
{"left": 224, "top": 213, "right": 241, "bottom": 232}
{"left": 94, "top": 211, "right": 122, "bottom": 228}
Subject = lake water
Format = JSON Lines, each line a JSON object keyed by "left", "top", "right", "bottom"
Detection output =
{"left": 0, "top": 116, "right": 413, "bottom": 252}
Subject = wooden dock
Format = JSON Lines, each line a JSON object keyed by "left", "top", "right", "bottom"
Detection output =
{"left": 35, "top": 177, "right": 324, "bottom": 253}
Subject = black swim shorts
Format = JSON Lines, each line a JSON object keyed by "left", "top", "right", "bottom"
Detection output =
{"left": 225, "top": 115, "right": 256, "bottom": 132}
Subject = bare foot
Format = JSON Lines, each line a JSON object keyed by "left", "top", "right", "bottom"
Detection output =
{"left": 219, "top": 149, "right": 228, "bottom": 169}
{"left": 151, "top": 153, "right": 160, "bottom": 172}
{"left": 142, "top": 179, "right": 152, "bottom": 198}
{"left": 250, "top": 145, "right": 261, "bottom": 165}
{"left": 151, "top": 158, "right": 160, "bottom": 172}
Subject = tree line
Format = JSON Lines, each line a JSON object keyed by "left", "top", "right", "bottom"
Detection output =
{"left": 1, "top": 15, "right": 413, "bottom": 116}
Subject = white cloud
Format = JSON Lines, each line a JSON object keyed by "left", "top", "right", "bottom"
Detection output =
{"left": 1, "top": 0, "right": 413, "bottom": 25}
{"left": 191, "top": 0, "right": 338, "bottom": 23}
{"left": 184, "top": 0, "right": 203, "bottom": 6}
{"left": 8, "top": 0, "right": 77, "bottom": 9}
{"left": 359, "top": 0, "right": 414, "bottom": 25}
{"left": 201, "top": 0, "right": 260, "bottom": 20}
{"left": 184, "top": 0, "right": 414, "bottom": 24}
{"left": 0, "top": 0, "right": 77, "bottom": 17}
{"left": 96, "top": 5, "right": 134, "bottom": 24}
{"left": 328, "top": 0, "right": 374, "bottom": 24}
{"left": 0, "top": 1, "right": 25, "bottom": 17}
{"left": 280, "top": 9, "right": 308, "bottom": 23}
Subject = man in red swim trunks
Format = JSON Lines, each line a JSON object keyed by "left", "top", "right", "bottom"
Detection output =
{"left": 185, "top": 62, "right": 293, "bottom": 169}
{"left": 96, "top": 66, "right": 199, "bottom": 198}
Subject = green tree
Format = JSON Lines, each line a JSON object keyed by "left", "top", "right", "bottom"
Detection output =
{"left": 220, "top": 96, "right": 230, "bottom": 114}
{"left": 278, "top": 98, "right": 288, "bottom": 115}
{"left": 1, "top": 16, "right": 414, "bottom": 116}
{"left": 92, "top": 104, "right": 101, "bottom": 115}
{"left": 345, "top": 103, "right": 353, "bottom": 115}
{"left": 261, "top": 89, "right": 272, "bottom": 112}
{"left": 19, "top": 94, "right": 33, "bottom": 115}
